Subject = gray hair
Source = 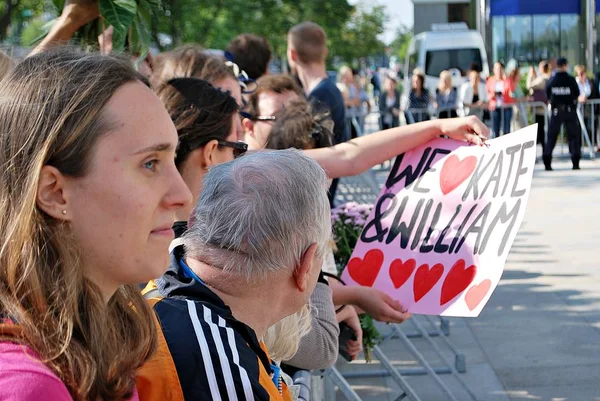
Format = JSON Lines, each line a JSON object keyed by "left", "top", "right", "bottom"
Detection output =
{"left": 183, "top": 149, "right": 331, "bottom": 281}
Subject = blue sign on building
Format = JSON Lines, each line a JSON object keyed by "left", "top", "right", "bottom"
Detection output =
{"left": 491, "top": 0, "right": 581, "bottom": 16}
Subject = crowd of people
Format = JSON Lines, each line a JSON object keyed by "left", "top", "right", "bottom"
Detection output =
{"left": 367, "top": 56, "right": 597, "bottom": 171}
{"left": 0, "top": 3, "right": 493, "bottom": 401}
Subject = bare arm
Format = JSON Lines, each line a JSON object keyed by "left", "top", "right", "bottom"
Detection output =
{"left": 329, "top": 283, "right": 411, "bottom": 323}
{"left": 284, "top": 283, "right": 340, "bottom": 370}
{"left": 304, "top": 116, "right": 489, "bottom": 178}
{"left": 31, "top": 0, "right": 99, "bottom": 55}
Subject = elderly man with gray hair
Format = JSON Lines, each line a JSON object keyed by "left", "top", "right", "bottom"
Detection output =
{"left": 138, "top": 149, "right": 331, "bottom": 401}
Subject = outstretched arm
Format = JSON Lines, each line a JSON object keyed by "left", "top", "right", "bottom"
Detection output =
{"left": 31, "top": 0, "right": 99, "bottom": 55}
{"left": 304, "top": 116, "right": 489, "bottom": 179}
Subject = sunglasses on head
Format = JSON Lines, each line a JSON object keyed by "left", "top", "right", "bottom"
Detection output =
{"left": 218, "top": 140, "right": 248, "bottom": 158}
{"left": 238, "top": 111, "right": 277, "bottom": 122}
{"left": 224, "top": 61, "right": 258, "bottom": 94}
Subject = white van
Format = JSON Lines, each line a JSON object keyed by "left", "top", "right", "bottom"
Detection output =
{"left": 402, "top": 23, "right": 490, "bottom": 104}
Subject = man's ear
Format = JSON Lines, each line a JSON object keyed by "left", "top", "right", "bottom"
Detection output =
{"left": 293, "top": 243, "right": 318, "bottom": 292}
{"left": 242, "top": 118, "right": 255, "bottom": 137}
{"left": 290, "top": 48, "right": 298, "bottom": 63}
{"left": 202, "top": 140, "right": 220, "bottom": 168}
{"left": 36, "top": 165, "right": 71, "bottom": 221}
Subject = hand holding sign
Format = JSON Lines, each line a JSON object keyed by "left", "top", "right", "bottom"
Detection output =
{"left": 341, "top": 125, "right": 537, "bottom": 317}
{"left": 351, "top": 287, "right": 412, "bottom": 323}
{"left": 437, "top": 115, "right": 490, "bottom": 146}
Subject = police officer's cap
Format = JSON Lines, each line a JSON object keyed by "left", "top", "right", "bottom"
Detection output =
{"left": 557, "top": 57, "right": 568, "bottom": 67}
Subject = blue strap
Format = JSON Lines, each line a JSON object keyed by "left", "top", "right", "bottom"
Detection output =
{"left": 270, "top": 363, "right": 281, "bottom": 388}
{"left": 178, "top": 258, "right": 206, "bottom": 286}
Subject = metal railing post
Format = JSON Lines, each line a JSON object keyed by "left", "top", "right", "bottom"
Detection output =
{"left": 576, "top": 107, "right": 595, "bottom": 159}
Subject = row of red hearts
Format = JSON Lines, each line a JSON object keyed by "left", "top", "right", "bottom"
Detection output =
{"left": 347, "top": 249, "right": 490, "bottom": 311}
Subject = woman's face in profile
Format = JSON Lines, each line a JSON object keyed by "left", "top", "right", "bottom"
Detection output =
{"left": 64, "top": 82, "right": 192, "bottom": 293}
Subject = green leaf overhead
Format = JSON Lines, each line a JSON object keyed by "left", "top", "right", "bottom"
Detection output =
{"left": 130, "top": 0, "right": 153, "bottom": 57}
{"left": 99, "top": 0, "right": 137, "bottom": 31}
{"left": 52, "top": 0, "right": 66, "bottom": 11}
{"left": 27, "top": 0, "right": 388, "bottom": 67}
{"left": 98, "top": 0, "right": 137, "bottom": 51}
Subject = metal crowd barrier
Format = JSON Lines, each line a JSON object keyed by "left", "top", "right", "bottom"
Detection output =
{"left": 406, "top": 101, "right": 549, "bottom": 138}
{"left": 292, "top": 370, "right": 312, "bottom": 401}
{"left": 577, "top": 99, "right": 600, "bottom": 159}
{"left": 330, "top": 168, "right": 477, "bottom": 401}
{"left": 579, "top": 99, "right": 600, "bottom": 147}
{"left": 404, "top": 108, "right": 432, "bottom": 125}
{"left": 319, "top": 318, "right": 478, "bottom": 401}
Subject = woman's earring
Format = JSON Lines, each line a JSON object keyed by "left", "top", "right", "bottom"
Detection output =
{"left": 61, "top": 210, "right": 67, "bottom": 215}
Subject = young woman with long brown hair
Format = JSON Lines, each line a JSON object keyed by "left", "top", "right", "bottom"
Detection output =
{"left": 0, "top": 48, "right": 191, "bottom": 401}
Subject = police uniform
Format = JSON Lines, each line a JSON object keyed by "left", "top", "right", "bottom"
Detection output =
{"left": 543, "top": 68, "right": 581, "bottom": 170}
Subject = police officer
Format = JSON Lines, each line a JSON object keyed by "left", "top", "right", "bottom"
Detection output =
{"left": 543, "top": 57, "right": 581, "bottom": 171}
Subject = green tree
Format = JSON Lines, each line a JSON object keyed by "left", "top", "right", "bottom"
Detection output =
{"left": 389, "top": 24, "right": 412, "bottom": 62}
{"left": 330, "top": 4, "right": 387, "bottom": 67}
{"left": 0, "top": 0, "right": 46, "bottom": 41}
{"left": 3, "top": 0, "right": 393, "bottom": 69}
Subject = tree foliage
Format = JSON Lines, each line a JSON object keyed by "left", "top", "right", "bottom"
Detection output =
{"left": 2, "top": 0, "right": 391, "bottom": 65}
{"left": 389, "top": 24, "right": 412, "bottom": 62}
{"left": 0, "top": 0, "right": 46, "bottom": 41}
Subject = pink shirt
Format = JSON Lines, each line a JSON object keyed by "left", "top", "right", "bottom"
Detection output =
{"left": 0, "top": 342, "right": 139, "bottom": 401}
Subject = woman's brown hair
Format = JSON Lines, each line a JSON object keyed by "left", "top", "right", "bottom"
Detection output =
{"left": 0, "top": 48, "right": 157, "bottom": 401}
{"left": 154, "top": 77, "right": 239, "bottom": 169}
{"left": 265, "top": 98, "right": 333, "bottom": 150}
{"left": 0, "top": 48, "right": 13, "bottom": 81}
{"left": 150, "top": 44, "right": 236, "bottom": 89}
{"left": 412, "top": 73, "right": 425, "bottom": 91}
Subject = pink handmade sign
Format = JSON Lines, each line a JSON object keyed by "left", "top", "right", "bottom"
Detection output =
{"left": 340, "top": 125, "right": 537, "bottom": 317}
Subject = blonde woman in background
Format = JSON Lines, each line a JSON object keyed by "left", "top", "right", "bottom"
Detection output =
{"left": 337, "top": 65, "right": 361, "bottom": 138}
{"left": 574, "top": 65, "right": 592, "bottom": 103}
{"left": 574, "top": 64, "right": 594, "bottom": 142}
{"left": 435, "top": 70, "right": 458, "bottom": 118}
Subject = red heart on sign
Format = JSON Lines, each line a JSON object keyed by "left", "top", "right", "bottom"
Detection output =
{"left": 465, "top": 279, "right": 492, "bottom": 311}
{"left": 389, "top": 258, "right": 416, "bottom": 289}
{"left": 439, "top": 155, "right": 478, "bottom": 195}
{"left": 413, "top": 263, "right": 444, "bottom": 302}
{"left": 440, "top": 259, "right": 477, "bottom": 306}
{"left": 347, "top": 249, "right": 384, "bottom": 287}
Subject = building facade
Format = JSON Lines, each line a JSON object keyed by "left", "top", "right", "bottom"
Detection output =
{"left": 413, "top": 0, "right": 476, "bottom": 36}
{"left": 413, "top": 0, "right": 597, "bottom": 71}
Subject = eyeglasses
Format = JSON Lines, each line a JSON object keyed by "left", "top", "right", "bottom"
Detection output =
{"left": 218, "top": 140, "right": 248, "bottom": 158}
{"left": 239, "top": 111, "right": 277, "bottom": 122}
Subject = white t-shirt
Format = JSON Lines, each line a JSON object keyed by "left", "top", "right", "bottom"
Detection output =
{"left": 495, "top": 81, "right": 505, "bottom": 107}
{"left": 577, "top": 79, "right": 591, "bottom": 98}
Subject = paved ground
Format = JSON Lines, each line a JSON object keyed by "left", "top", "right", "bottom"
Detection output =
{"left": 328, "top": 125, "right": 600, "bottom": 400}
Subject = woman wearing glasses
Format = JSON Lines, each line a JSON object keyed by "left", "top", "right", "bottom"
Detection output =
{"left": 153, "top": 77, "right": 246, "bottom": 237}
